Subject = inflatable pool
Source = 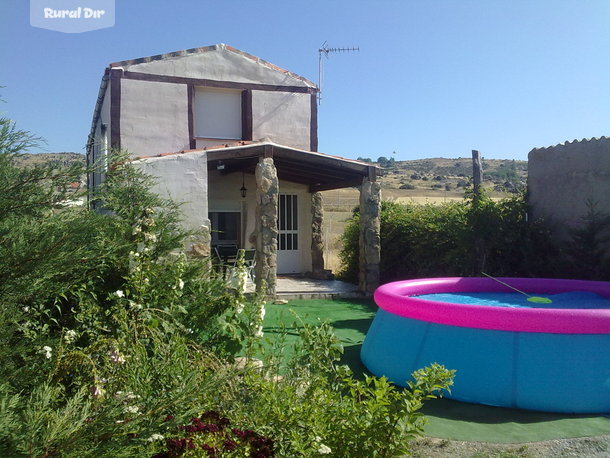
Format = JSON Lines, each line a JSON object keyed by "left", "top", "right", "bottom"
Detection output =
{"left": 360, "top": 277, "right": 610, "bottom": 413}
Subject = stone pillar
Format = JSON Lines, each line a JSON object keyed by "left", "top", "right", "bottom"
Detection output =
{"left": 254, "top": 157, "right": 278, "bottom": 297}
{"left": 311, "top": 192, "right": 326, "bottom": 278}
{"left": 359, "top": 177, "right": 381, "bottom": 295}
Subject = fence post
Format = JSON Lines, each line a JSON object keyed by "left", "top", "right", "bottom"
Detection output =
{"left": 472, "top": 149, "right": 483, "bottom": 202}
{"left": 471, "top": 150, "right": 486, "bottom": 273}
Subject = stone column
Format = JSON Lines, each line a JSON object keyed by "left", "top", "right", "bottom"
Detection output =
{"left": 310, "top": 191, "right": 326, "bottom": 278}
{"left": 359, "top": 177, "right": 381, "bottom": 295}
{"left": 254, "top": 157, "right": 278, "bottom": 297}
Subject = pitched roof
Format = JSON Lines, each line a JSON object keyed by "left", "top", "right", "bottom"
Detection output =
{"left": 135, "top": 140, "right": 382, "bottom": 193}
{"left": 109, "top": 43, "right": 316, "bottom": 88}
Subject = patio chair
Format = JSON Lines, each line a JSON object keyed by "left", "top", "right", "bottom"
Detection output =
{"left": 225, "top": 249, "right": 256, "bottom": 289}
{"left": 242, "top": 249, "right": 256, "bottom": 283}
{"left": 215, "top": 244, "right": 239, "bottom": 264}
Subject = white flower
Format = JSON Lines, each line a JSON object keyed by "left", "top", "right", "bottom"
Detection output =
{"left": 146, "top": 433, "right": 164, "bottom": 442}
{"left": 254, "top": 325, "right": 264, "bottom": 338}
{"left": 258, "top": 306, "right": 266, "bottom": 320}
{"left": 318, "top": 444, "right": 332, "bottom": 454}
{"left": 116, "top": 391, "right": 138, "bottom": 401}
{"left": 132, "top": 226, "right": 142, "bottom": 235}
{"left": 115, "top": 290, "right": 125, "bottom": 298}
{"left": 124, "top": 405, "right": 140, "bottom": 415}
{"left": 109, "top": 348, "right": 126, "bottom": 364}
{"left": 144, "top": 232, "right": 157, "bottom": 243}
{"left": 64, "top": 329, "right": 77, "bottom": 344}
{"left": 41, "top": 346, "right": 52, "bottom": 359}
{"left": 129, "top": 300, "right": 143, "bottom": 311}
{"left": 91, "top": 384, "right": 105, "bottom": 398}
{"left": 22, "top": 306, "right": 30, "bottom": 313}
{"left": 178, "top": 279, "right": 184, "bottom": 290}
{"left": 235, "top": 301, "right": 245, "bottom": 314}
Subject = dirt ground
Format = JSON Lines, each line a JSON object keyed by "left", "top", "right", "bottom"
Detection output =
{"left": 410, "top": 435, "right": 610, "bottom": 457}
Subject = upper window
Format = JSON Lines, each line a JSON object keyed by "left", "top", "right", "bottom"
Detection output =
{"left": 194, "top": 87, "right": 242, "bottom": 140}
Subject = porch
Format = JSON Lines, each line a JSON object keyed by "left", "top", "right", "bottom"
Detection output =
{"left": 205, "top": 140, "right": 382, "bottom": 297}
{"left": 245, "top": 275, "right": 362, "bottom": 300}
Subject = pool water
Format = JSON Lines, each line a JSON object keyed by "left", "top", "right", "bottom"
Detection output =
{"left": 414, "top": 291, "right": 610, "bottom": 309}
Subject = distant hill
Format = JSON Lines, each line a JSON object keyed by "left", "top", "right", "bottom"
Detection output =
{"left": 375, "top": 157, "right": 527, "bottom": 194}
{"left": 13, "top": 152, "right": 85, "bottom": 169}
{"left": 13, "top": 153, "right": 527, "bottom": 194}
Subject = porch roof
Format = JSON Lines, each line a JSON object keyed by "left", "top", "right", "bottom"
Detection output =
{"left": 201, "top": 140, "right": 382, "bottom": 192}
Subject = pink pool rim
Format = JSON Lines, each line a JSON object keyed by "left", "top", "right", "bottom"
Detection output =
{"left": 374, "top": 277, "right": 610, "bottom": 334}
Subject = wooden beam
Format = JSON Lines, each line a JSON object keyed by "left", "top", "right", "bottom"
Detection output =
{"left": 206, "top": 147, "right": 263, "bottom": 162}
{"left": 219, "top": 160, "right": 258, "bottom": 175}
{"left": 274, "top": 157, "right": 361, "bottom": 181}
{"left": 263, "top": 144, "right": 274, "bottom": 158}
{"left": 310, "top": 178, "right": 364, "bottom": 193}
{"left": 122, "top": 70, "right": 317, "bottom": 94}
{"left": 273, "top": 147, "right": 373, "bottom": 174}
{"left": 368, "top": 166, "right": 377, "bottom": 182}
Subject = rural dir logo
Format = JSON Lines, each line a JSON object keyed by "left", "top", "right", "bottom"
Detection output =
{"left": 30, "top": 0, "right": 115, "bottom": 33}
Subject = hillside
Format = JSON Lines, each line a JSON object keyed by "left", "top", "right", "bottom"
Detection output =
{"left": 15, "top": 153, "right": 527, "bottom": 194}
{"left": 376, "top": 157, "right": 527, "bottom": 194}
{"left": 13, "top": 152, "right": 85, "bottom": 169}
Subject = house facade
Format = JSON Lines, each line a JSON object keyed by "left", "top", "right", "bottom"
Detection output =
{"left": 87, "top": 44, "right": 381, "bottom": 295}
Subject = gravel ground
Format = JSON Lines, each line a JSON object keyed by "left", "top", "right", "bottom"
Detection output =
{"left": 410, "top": 435, "right": 610, "bottom": 457}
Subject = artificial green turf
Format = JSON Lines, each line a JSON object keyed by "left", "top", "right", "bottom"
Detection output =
{"left": 262, "top": 298, "right": 610, "bottom": 443}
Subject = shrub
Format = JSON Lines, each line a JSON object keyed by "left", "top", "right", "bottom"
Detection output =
{"left": 338, "top": 190, "right": 563, "bottom": 283}
{"left": 564, "top": 200, "right": 610, "bottom": 280}
{"left": 215, "top": 322, "right": 454, "bottom": 457}
{"left": 1, "top": 115, "right": 455, "bottom": 456}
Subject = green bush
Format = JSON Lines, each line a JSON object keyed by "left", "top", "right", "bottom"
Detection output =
{"left": 339, "top": 190, "right": 563, "bottom": 283}
{"left": 0, "top": 115, "right": 455, "bottom": 456}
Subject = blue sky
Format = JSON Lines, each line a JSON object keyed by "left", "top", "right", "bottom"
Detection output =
{"left": 1, "top": 0, "right": 609, "bottom": 160}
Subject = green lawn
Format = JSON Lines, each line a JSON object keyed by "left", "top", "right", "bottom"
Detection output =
{"left": 262, "top": 298, "right": 610, "bottom": 443}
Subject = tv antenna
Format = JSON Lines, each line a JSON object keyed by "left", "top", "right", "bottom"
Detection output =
{"left": 318, "top": 41, "right": 359, "bottom": 104}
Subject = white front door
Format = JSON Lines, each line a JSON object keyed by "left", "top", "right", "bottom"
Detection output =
{"left": 277, "top": 193, "right": 300, "bottom": 274}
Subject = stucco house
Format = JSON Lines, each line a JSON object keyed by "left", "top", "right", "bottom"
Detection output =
{"left": 86, "top": 44, "right": 381, "bottom": 296}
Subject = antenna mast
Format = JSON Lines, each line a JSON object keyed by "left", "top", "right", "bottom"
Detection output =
{"left": 318, "top": 41, "right": 359, "bottom": 104}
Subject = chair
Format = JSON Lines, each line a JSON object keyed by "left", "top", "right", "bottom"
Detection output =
{"left": 242, "top": 249, "right": 256, "bottom": 283}
{"left": 225, "top": 249, "right": 256, "bottom": 289}
{"left": 215, "top": 244, "right": 238, "bottom": 264}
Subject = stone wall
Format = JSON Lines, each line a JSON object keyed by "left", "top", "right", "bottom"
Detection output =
{"left": 528, "top": 137, "right": 610, "bottom": 241}
{"left": 358, "top": 177, "right": 381, "bottom": 295}
{"left": 310, "top": 192, "right": 326, "bottom": 278}
{"left": 254, "top": 157, "right": 279, "bottom": 296}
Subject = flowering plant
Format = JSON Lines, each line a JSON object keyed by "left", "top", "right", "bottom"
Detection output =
{"left": 153, "top": 410, "right": 274, "bottom": 457}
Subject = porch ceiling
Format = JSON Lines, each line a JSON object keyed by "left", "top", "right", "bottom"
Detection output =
{"left": 205, "top": 142, "right": 382, "bottom": 192}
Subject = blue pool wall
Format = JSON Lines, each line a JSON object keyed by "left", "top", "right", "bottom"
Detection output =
{"left": 361, "top": 308, "right": 610, "bottom": 414}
